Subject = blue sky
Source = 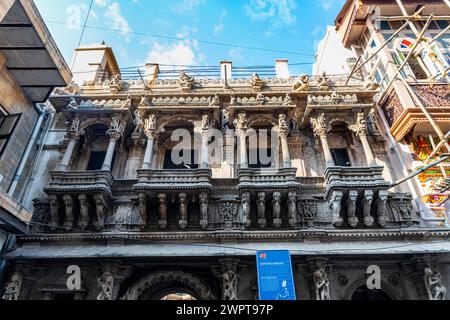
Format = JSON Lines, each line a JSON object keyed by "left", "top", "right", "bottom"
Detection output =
{"left": 34, "top": 0, "right": 346, "bottom": 75}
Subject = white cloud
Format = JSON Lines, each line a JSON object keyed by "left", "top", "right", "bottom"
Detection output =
{"left": 170, "top": 0, "right": 206, "bottom": 15}
{"left": 146, "top": 41, "right": 198, "bottom": 66}
{"left": 320, "top": 0, "right": 333, "bottom": 11}
{"left": 244, "top": 0, "right": 297, "bottom": 29}
{"left": 213, "top": 10, "right": 227, "bottom": 36}
{"left": 94, "top": 0, "right": 133, "bottom": 42}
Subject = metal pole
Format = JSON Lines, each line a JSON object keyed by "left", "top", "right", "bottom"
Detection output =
{"left": 345, "top": 55, "right": 362, "bottom": 85}
{"left": 381, "top": 14, "right": 434, "bottom": 98}
{"left": 424, "top": 131, "right": 450, "bottom": 164}
{"left": 390, "top": 154, "right": 450, "bottom": 188}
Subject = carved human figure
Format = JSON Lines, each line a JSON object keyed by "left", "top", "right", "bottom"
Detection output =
{"left": 283, "top": 93, "right": 293, "bottom": 105}
{"left": 424, "top": 267, "right": 447, "bottom": 300}
{"left": 67, "top": 97, "right": 78, "bottom": 110}
{"left": 1, "top": 273, "right": 22, "bottom": 300}
{"left": 48, "top": 195, "right": 60, "bottom": 231}
{"left": 199, "top": 193, "right": 209, "bottom": 230}
{"left": 377, "top": 191, "right": 389, "bottom": 227}
{"left": 234, "top": 112, "right": 248, "bottom": 131}
{"left": 257, "top": 192, "right": 267, "bottom": 229}
{"left": 179, "top": 71, "right": 194, "bottom": 90}
{"left": 209, "top": 93, "right": 220, "bottom": 106}
{"left": 317, "top": 71, "right": 332, "bottom": 91}
{"left": 138, "top": 193, "right": 147, "bottom": 228}
{"left": 63, "top": 195, "right": 74, "bottom": 231}
{"left": 292, "top": 74, "right": 310, "bottom": 92}
{"left": 158, "top": 194, "right": 168, "bottom": 230}
{"left": 272, "top": 192, "right": 282, "bottom": 228}
{"left": 110, "top": 74, "right": 123, "bottom": 92}
{"left": 299, "top": 200, "right": 316, "bottom": 228}
{"left": 287, "top": 192, "right": 297, "bottom": 228}
{"left": 94, "top": 194, "right": 108, "bottom": 231}
{"left": 133, "top": 110, "right": 144, "bottom": 135}
{"left": 347, "top": 190, "right": 359, "bottom": 228}
{"left": 222, "top": 269, "right": 238, "bottom": 300}
{"left": 314, "top": 268, "right": 331, "bottom": 300}
{"left": 240, "top": 192, "right": 251, "bottom": 228}
{"left": 251, "top": 73, "right": 263, "bottom": 87}
{"left": 97, "top": 272, "right": 115, "bottom": 300}
{"left": 202, "top": 114, "right": 210, "bottom": 131}
{"left": 78, "top": 194, "right": 90, "bottom": 230}
{"left": 179, "top": 193, "right": 188, "bottom": 230}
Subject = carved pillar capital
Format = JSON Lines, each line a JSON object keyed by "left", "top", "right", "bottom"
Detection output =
{"left": 310, "top": 112, "right": 327, "bottom": 137}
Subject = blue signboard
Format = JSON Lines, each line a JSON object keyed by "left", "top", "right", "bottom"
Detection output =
{"left": 256, "top": 250, "right": 296, "bottom": 301}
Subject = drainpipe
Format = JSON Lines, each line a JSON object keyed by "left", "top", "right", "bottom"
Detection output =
{"left": 7, "top": 103, "right": 48, "bottom": 198}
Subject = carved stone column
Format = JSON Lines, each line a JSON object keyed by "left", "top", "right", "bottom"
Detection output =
{"left": 137, "top": 193, "right": 147, "bottom": 229}
{"left": 102, "top": 116, "right": 125, "bottom": 171}
{"left": 94, "top": 194, "right": 108, "bottom": 230}
{"left": 179, "top": 193, "right": 188, "bottom": 230}
{"left": 158, "top": 193, "right": 168, "bottom": 230}
{"left": 58, "top": 118, "right": 80, "bottom": 172}
{"left": 350, "top": 112, "right": 376, "bottom": 167}
{"left": 234, "top": 112, "right": 248, "bottom": 169}
{"left": 125, "top": 134, "right": 144, "bottom": 179}
{"left": 347, "top": 190, "right": 359, "bottom": 228}
{"left": 142, "top": 114, "right": 156, "bottom": 170}
{"left": 200, "top": 114, "right": 210, "bottom": 169}
{"left": 78, "top": 194, "right": 90, "bottom": 230}
{"left": 240, "top": 192, "right": 251, "bottom": 228}
{"left": 272, "top": 192, "right": 282, "bottom": 228}
{"left": 287, "top": 192, "right": 298, "bottom": 228}
{"left": 311, "top": 113, "right": 334, "bottom": 167}
{"left": 257, "top": 192, "right": 266, "bottom": 229}
{"left": 62, "top": 195, "right": 74, "bottom": 231}
{"left": 212, "top": 259, "right": 246, "bottom": 300}
{"left": 48, "top": 195, "right": 60, "bottom": 231}
{"left": 278, "top": 113, "right": 291, "bottom": 168}
{"left": 199, "top": 192, "right": 209, "bottom": 230}
{"left": 329, "top": 190, "right": 344, "bottom": 228}
{"left": 363, "top": 190, "right": 374, "bottom": 227}
{"left": 377, "top": 190, "right": 389, "bottom": 227}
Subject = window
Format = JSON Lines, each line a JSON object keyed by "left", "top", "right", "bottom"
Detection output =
{"left": 380, "top": 21, "right": 391, "bottom": 31}
{"left": 87, "top": 151, "right": 116, "bottom": 171}
{"left": 0, "top": 109, "right": 21, "bottom": 158}
{"left": 248, "top": 149, "right": 272, "bottom": 169}
{"left": 163, "top": 149, "right": 199, "bottom": 170}
{"left": 331, "top": 149, "right": 351, "bottom": 167}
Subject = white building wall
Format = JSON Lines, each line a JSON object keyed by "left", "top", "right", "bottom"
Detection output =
{"left": 313, "top": 26, "right": 356, "bottom": 76}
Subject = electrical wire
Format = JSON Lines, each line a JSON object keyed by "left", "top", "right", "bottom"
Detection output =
{"left": 70, "top": 0, "right": 94, "bottom": 71}
{"left": 45, "top": 19, "right": 315, "bottom": 57}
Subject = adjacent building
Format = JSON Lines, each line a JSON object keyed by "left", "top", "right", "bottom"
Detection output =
{"left": 335, "top": 0, "right": 450, "bottom": 224}
{"left": 0, "top": 0, "right": 71, "bottom": 289}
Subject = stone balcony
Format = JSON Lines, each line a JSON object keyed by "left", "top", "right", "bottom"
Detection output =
{"left": 45, "top": 170, "right": 114, "bottom": 195}
{"left": 237, "top": 168, "right": 300, "bottom": 192}
{"left": 134, "top": 169, "right": 213, "bottom": 193}
{"left": 323, "top": 166, "right": 417, "bottom": 229}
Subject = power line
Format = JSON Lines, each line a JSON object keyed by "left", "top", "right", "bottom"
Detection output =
{"left": 70, "top": 0, "right": 94, "bottom": 71}
{"left": 45, "top": 19, "right": 315, "bottom": 57}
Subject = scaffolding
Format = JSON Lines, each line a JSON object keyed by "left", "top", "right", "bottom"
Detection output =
{"left": 347, "top": 0, "right": 450, "bottom": 187}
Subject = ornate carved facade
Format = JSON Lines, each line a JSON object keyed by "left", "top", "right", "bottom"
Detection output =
{"left": 1, "top": 44, "right": 449, "bottom": 300}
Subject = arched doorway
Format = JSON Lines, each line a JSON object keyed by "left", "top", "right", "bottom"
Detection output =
{"left": 351, "top": 286, "right": 392, "bottom": 301}
{"left": 122, "top": 271, "right": 215, "bottom": 300}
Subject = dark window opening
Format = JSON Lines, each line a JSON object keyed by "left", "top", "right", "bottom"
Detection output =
{"left": 0, "top": 111, "right": 21, "bottom": 158}
{"left": 248, "top": 149, "right": 272, "bottom": 169}
{"left": 331, "top": 149, "right": 351, "bottom": 167}
{"left": 164, "top": 150, "right": 199, "bottom": 170}
{"left": 87, "top": 151, "right": 116, "bottom": 171}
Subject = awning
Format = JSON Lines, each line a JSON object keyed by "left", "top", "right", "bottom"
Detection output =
{"left": 5, "top": 240, "right": 450, "bottom": 260}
